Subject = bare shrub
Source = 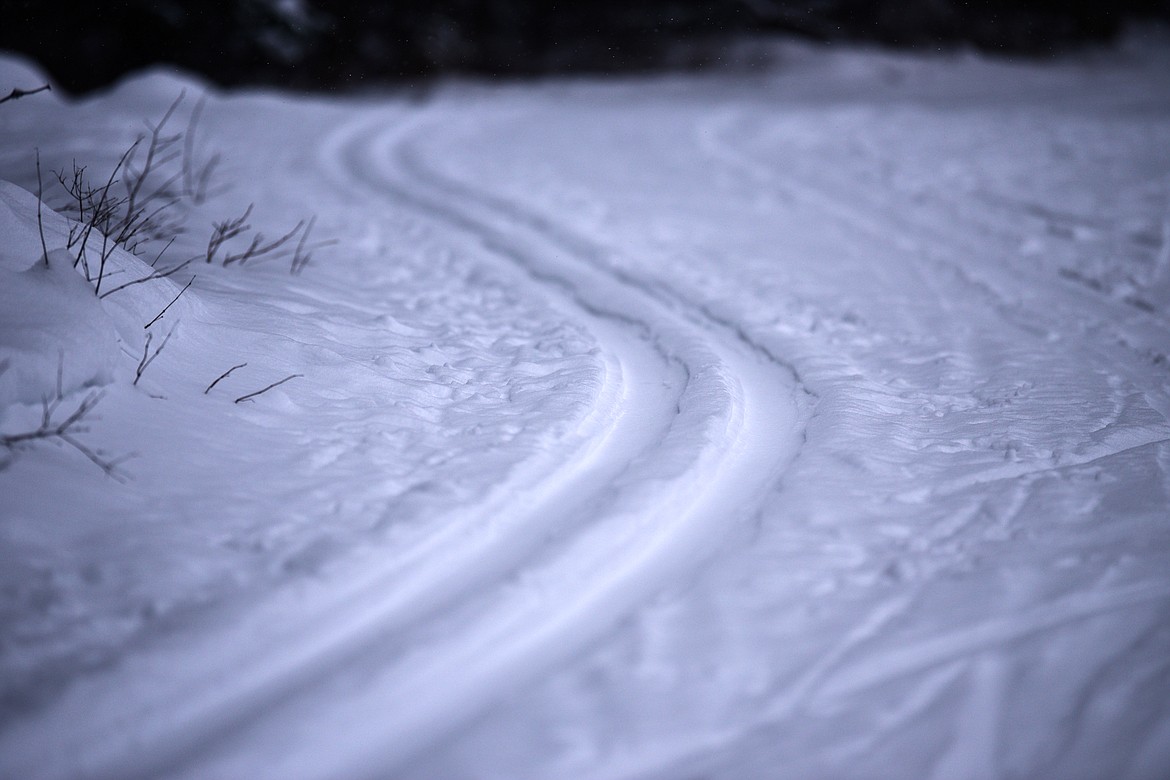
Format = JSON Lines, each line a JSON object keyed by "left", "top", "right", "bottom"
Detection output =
{"left": 1, "top": 360, "right": 126, "bottom": 479}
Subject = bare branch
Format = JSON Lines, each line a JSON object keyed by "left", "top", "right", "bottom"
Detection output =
{"left": 182, "top": 96, "right": 224, "bottom": 204}
{"left": 98, "top": 255, "right": 192, "bottom": 299}
{"left": 134, "top": 324, "right": 177, "bottom": 386}
{"left": 194, "top": 154, "right": 223, "bottom": 203}
{"left": 235, "top": 374, "right": 303, "bottom": 404}
{"left": 68, "top": 141, "right": 136, "bottom": 282}
{"left": 54, "top": 350, "right": 64, "bottom": 400}
{"left": 35, "top": 149, "right": 49, "bottom": 267}
{"left": 182, "top": 96, "right": 202, "bottom": 197}
{"left": 290, "top": 215, "right": 337, "bottom": 275}
{"left": 206, "top": 204, "right": 253, "bottom": 264}
{"left": 204, "top": 362, "right": 247, "bottom": 395}
{"left": 223, "top": 219, "right": 305, "bottom": 266}
{"left": 144, "top": 276, "right": 194, "bottom": 329}
{"left": 125, "top": 91, "right": 185, "bottom": 211}
{"left": 0, "top": 84, "right": 51, "bottom": 105}
{"left": 150, "top": 236, "right": 177, "bottom": 268}
{"left": 1, "top": 389, "right": 124, "bottom": 480}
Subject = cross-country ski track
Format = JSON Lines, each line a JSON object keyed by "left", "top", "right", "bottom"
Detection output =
{"left": 3, "top": 38, "right": 1170, "bottom": 780}
{"left": 0, "top": 110, "right": 807, "bottom": 780}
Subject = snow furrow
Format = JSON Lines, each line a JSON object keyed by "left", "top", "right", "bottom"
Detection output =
{"left": 384, "top": 69, "right": 1170, "bottom": 779}
{"left": 815, "top": 580, "right": 1170, "bottom": 700}
{"left": 699, "top": 108, "right": 1170, "bottom": 356}
{"left": 0, "top": 308, "right": 634, "bottom": 780}
{"left": 168, "top": 109, "right": 806, "bottom": 779}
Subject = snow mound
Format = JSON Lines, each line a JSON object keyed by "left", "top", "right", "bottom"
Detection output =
{"left": 0, "top": 180, "right": 192, "bottom": 410}
{"left": 0, "top": 248, "right": 119, "bottom": 408}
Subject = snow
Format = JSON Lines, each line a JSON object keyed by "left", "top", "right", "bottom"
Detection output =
{"left": 2, "top": 31, "right": 1170, "bottom": 780}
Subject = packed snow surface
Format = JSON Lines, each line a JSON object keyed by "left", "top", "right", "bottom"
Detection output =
{"left": 2, "top": 33, "right": 1170, "bottom": 779}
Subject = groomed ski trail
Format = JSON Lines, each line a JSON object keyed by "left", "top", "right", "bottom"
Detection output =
{"left": 0, "top": 107, "right": 807, "bottom": 780}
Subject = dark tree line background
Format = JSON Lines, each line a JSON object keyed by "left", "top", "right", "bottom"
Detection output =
{"left": 4, "top": 1, "right": 1170, "bottom": 93}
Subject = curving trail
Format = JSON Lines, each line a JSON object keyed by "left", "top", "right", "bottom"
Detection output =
{"left": 6, "top": 42, "right": 1168, "bottom": 780}
{"left": 0, "top": 108, "right": 806, "bottom": 779}
{"left": 187, "top": 110, "right": 810, "bottom": 779}
{"left": 374, "top": 62, "right": 1170, "bottom": 779}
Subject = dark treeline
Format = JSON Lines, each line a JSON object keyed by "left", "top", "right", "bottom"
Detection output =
{"left": 4, "top": 1, "right": 1170, "bottom": 93}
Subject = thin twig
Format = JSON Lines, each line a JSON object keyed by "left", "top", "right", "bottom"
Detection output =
{"left": 144, "top": 276, "right": 194, "bottom": 329}
{"left": 35, "top": 149, "right": 50, "bottom": 267}
{"left": 150, "top": 236, "right": 177, "bottom": 268}
{"left": 98, "top": 256, "right": 192, "bottom": 299}
{"left": 54, "top": 350, "right": 64, "bottom": 400}
{"left": 195, "top": 154, "right": 222, "bottom": 203}
{"left": 182, "top": 96, "right": 202, "bottom": 197}
{"left": 182, "top": 96, "right": 223, "bottom": 204}
{"left": 95, "top": 228, "right": 112, "bottom": 296}
{"left": 134, "top": 324, "right": 177, "bottom": 386}
{"left": 289, "top": 216, "right": 337, "bottom": 275}
{"left": 75, "top": 142, "right": 137, "bottom": 282}
{"left": 206, "top": 205, "right": 253, "bottom": 263}
{"left": 223, "top": 219, "right": 305, "bottom": 266}
{"left": 235, "top": 374, "right": 303, "bottom": 404}
{"left": 1, "top": 389, "right": 124, "bottom": 480}
{"left": 290, "top": 215, "right": 315, "bottom": 275}
{"left": 204, "top": 362, "right": 247, "bottom": 394}
{"left": 125, "top": 92, "right": 184, "bottom": 211}
{"left": 0, "top": 84, "right": 51, "bottom": 105}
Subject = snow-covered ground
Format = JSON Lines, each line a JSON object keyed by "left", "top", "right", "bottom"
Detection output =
{"left": 2, "top": 31, "right": 1169, "bottom": 780}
